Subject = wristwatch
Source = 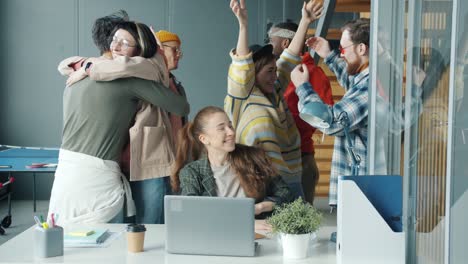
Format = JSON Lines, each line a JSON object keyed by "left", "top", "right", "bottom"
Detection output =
{"left": 84, "top": 62, "right": 92, "bottom": 72}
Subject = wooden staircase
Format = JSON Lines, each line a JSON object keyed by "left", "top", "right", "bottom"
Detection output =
{"left": 307, "top": 0, "right": 370, "bottom": 197}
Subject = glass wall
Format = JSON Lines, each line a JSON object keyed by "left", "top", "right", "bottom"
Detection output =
{"left": 370, "top": 0, "right": 457, "bottom": 263}
{"left": 368, "top": 0, "right": 405, "bottom": 176}
{"left": 407, "top": 1, "right": 452, "bottom": 263}
{"left": 448, "top": 0, "right": 468, "bottom": 262}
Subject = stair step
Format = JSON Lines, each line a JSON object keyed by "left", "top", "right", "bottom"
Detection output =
{"left": 335, "top": 0, "right": 370, "bottom": 12}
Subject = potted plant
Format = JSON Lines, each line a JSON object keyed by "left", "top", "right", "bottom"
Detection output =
{"left": 266, "top": 197, "right": 322, "bottom": 259}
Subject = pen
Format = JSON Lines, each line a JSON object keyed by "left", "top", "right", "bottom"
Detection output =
{"left": 33, "top": 216, "right": 42, "bottom": 227}
{"left": 51, "top": 213, "right": 55, "bottom": 228}
{"left": 0, "top": 165, "right": 12, "bottom": 169}
{"left": 47, "top": 216, "right": 52, "bottom": 228}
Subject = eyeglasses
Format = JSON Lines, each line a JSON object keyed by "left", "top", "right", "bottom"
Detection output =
{"left": 339, "top": 43, "right": 357, "bottom": 55}
{"left": 162, "top": 44, "right": 183, "bottom": 57}
{"left": 110, "top": 36, "right": 137, "bottom": 51}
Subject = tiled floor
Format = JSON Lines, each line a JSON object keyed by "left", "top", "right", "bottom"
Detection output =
{"left": 0, "top": 197, "right": 336, "bottom": 246}
{"left": 313, "top": 197, "right": 337, "bottom": 227}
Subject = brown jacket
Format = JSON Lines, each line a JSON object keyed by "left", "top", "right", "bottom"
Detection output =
{"left": 128, "top": 101, "right": 175, "bottom": 180}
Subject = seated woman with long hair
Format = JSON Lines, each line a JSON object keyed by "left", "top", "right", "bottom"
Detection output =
{"left": 171, "top": 106, "right": 293, "bottom": 225}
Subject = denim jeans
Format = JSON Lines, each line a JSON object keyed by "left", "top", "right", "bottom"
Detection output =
{"left": 108, "top": 207, "right": 124, "bottom": 223}
{"left": 301, "top": 153, "right": 320, "bottom": 204}
{"left": 130, "top": 176, "right": 170, "bottom": 224}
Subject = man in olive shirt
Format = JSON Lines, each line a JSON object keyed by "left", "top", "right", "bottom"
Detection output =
{"left": 61, "top": 77, "right": 188, "bottom": 160}
{"left": 49, "top": 76, "right": 189, "bottom": 224}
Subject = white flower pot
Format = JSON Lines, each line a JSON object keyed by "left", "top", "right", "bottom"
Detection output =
{"left": 280, "top": 233, "right": 311, "bottom": 259}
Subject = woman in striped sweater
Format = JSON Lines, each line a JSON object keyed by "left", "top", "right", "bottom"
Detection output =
{"left": 224, "top": 0, "right": 323, "bottom": 198}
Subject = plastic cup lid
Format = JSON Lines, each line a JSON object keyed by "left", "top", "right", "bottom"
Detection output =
{"left": 126, "top": 224, "right": 146, "bottom": 232}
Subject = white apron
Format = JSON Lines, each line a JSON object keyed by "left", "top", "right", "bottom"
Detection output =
{"left": 48, "top": 149, "right": 135, "bottom": 225}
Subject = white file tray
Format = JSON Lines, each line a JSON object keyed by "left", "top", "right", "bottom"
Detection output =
{"left": 337, "top": 175, "right": 405, "bottom": 264}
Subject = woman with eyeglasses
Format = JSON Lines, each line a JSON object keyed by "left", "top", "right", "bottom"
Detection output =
{"left": 108, "top": 22, "right": 179, "bottom": 225}
{"left": 224, "top": 0, "right": 323, "bottom": 199}
{"left": 56, "top": 21, "right": 189, "bottom": 224}
{"left": 50, "top": 20, "right": 189, "bottom": 225}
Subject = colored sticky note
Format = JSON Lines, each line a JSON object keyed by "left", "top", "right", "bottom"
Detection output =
{"left": 68, "top": 230, "right": 95, "bottom": 237}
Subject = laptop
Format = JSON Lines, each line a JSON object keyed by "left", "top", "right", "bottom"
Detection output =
{"left": 164, "top": 195, "right": 257, "bottom": 257}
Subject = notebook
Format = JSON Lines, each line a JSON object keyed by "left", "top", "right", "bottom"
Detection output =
{"left": 64, "top": 228, "right": 109, "bottom": 245}
{"left": 165, "top": 195, "right": 257, "bottom": 257}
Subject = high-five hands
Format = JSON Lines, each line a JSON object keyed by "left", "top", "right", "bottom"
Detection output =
{"left": 302, "top": 0, "right": 324, "bottom": 23}
{"left": 230, "top": 0, "right": 247, "bottom": 25}
{"left": 291, "top": 64, "right": 310, "bottom": 88}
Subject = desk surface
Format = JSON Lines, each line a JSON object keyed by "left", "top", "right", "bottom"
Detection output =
{"left": 0, "top": 224, "right": 337, "bottom": 264}
{"left": 0, "top": 148, "right": 59, "bottom": 172}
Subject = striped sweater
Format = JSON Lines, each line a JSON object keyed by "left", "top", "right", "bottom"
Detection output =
{"left": 224, "top": 49, "right": 302, "bottom": 184}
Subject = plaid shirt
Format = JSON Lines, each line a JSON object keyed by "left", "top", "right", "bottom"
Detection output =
{"left": 296, "top": 50, "right": 382, "bottom": 205}
{"left": 179, "top": 158, "right": 294, "bottom": 205}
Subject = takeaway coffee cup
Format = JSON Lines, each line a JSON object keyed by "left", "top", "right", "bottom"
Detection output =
{"left": 126, "top": 224, "right": 146, "bottom": 253}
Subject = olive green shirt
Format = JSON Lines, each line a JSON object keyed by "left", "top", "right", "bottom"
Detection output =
{"left": 61, "top": 77, "right": 189, "bottom": 161}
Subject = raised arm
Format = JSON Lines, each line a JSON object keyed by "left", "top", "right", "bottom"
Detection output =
{"left": 275, "top": 0, "right": 323, "bottom": 94}
{"left": 287, "top": 0, "right": 324, "bottom": 56}
{"left": 231, "top": 0, "right": 249, "bottom": 56}
{"left": 225, "top": 0, "right": 256, "bottom": 127}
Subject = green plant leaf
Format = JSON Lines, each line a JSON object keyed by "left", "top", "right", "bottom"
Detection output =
{"left": 266, "top": 197, "right": 322, "bottom": 235}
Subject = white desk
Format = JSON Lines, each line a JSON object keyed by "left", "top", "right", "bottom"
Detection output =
{"left": 0, "top": 224, "right": 336, "bottom": 264}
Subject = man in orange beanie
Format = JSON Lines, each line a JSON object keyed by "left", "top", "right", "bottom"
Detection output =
{"left": 155, "top": 30, "right": 187, "bottom": 145}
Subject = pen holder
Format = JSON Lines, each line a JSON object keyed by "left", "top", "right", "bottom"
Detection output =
{"left": 34, "top": 225, "right": 64, "bottom": 258}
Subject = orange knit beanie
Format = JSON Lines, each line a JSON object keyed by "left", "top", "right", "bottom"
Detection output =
{"left": 155, "top": 30, "right": 181, "bottom": 45}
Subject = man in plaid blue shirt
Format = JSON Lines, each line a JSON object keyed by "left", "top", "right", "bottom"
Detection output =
{"left": 291, "top": 18, "right": 386, "bottom": 206}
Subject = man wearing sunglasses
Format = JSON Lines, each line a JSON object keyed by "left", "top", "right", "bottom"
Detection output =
{"left": 291, "top": 18, "right": 378, "bottom": 208}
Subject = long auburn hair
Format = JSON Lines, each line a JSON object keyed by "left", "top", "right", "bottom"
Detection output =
{"left": 171, "top": 106, "right": 278, "bottom": 200}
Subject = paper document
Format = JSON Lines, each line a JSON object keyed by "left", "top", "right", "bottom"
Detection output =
{"left": 65, "top": 231, "right": 121, "bottom": 248}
